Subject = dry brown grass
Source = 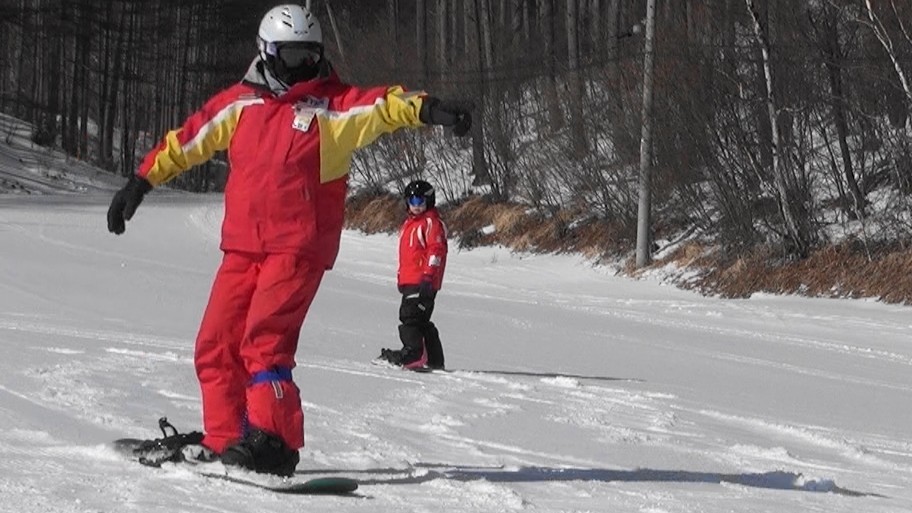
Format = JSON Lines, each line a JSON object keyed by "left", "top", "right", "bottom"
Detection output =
{"left": 345, "top": 191, "right": 912, "bottom": 304}
{"left": 345, "top": 192, "right": 403, "bottom": 234}
{"left": 668, "top": 242, "right": 912, "bottom": 304}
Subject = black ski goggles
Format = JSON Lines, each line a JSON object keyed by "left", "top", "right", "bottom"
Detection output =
{"left": 267, "top": 42, "right": 323, "bottom": 68}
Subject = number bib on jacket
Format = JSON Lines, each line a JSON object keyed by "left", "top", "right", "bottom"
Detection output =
{"left": 292, "top": 96, "right": 329, "bottom": 132}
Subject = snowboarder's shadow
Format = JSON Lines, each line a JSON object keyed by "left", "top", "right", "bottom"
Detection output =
{"left": 299, "top": 465, "right": 882, "bottom": 498}
{"left": 449, "top": 369, "right": 643, "bottom": 382}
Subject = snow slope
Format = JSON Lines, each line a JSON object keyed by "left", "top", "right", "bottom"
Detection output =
{"left": 0, "top": 127, "right": 910, "bottom": 511}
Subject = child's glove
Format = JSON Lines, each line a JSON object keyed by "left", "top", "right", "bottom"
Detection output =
{"left": 418, "top": 278, "right": 434, "bottom": 299}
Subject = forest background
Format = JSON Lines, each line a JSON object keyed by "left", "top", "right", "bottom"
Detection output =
{"left": 2, "top": 0, "right": 912, "bottom": 302}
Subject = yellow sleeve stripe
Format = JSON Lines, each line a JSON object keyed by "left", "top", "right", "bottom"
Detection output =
{"left": 180, "top": 98, "right": 264, "bottom": 154}
{"left": 144, "top": 97, "right": 263, "bottom": 186}
{"left": 317, "top": 88, "right": 425, "bottom": 184}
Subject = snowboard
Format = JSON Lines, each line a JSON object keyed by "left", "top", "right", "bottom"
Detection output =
{"left": 193, "top": 470, "right": 359, "bottom": 495}
{"left": 371, "top": 358, "right": 447, "bottom": 373}
{"left": 113, "top": 431, "right": 359, "bottom": 496}
{"left": 408, "top": 366, "right": 448, "bottom": 373}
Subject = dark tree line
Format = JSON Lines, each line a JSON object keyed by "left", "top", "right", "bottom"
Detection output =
{"left": 1, "top": 0, "right": 911, "bottom": 257}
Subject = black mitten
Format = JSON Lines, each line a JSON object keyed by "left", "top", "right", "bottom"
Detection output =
{"left": 107, "top": 175, "right": 152, "bottom": 234}
{"left": 418, "top": 277, "right": 435, "bottom": 299}
{"left": 420, "top": 97, "right": 474, "bottom": 136}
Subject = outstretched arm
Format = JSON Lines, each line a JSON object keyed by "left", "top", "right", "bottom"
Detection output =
{"left": 138, "top": 86, "right": 260, "bottom": 186}
{"left": 317, "top": 86, "right": 474, "bottom": 184}
{"left": 108, "top": 86, "right": 260, "bottom": 234}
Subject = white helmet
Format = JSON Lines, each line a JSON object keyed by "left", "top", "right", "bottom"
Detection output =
{"left": 258, "top": 4, "right": 322, "bottom": 46}
{"left": 257, "top": 5, "right": 326, "bottom": 85}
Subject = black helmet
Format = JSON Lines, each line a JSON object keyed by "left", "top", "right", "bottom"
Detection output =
{"left": 403, "top": 180, "right": 435, "bottom": 208}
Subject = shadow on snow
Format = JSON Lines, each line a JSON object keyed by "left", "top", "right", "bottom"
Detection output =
{"left": 446, "top": 369, "right": 644, "bottom": 383}
{"left": 298, "top": 464, "right": 882, "bottom": 498}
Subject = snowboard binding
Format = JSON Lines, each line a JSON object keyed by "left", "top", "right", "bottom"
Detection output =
{"left": 128, "top": 417, "right": 204, "bottom": 467}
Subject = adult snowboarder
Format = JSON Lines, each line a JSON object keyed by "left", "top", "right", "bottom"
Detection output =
{"left": 106, "top": 3, "right": 471, "bottom": 476}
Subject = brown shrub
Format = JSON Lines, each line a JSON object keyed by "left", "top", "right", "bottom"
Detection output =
{"left": 345, "top": 191, "right": 403, "bottom": 234}
{"left": 659, "top": 241, "right": 707, "bottom": 267}
{"left": 676, "top": 243, "right": 912, "bottom": 304}
{"left": 569, "top": 217, "right": 630, "bottom": 260}
{"left": 444, "top": 196, "right": 498, "bottom": 235}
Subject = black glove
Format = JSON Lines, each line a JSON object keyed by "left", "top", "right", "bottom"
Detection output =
{"left": 107, "top": 175, "right": 152, "bottom": 235}
{"left": 420, "top": 97, "right": 473, "bottom": 137}
{"left": 418, "top": 278, "right": 435, "bottom": 300}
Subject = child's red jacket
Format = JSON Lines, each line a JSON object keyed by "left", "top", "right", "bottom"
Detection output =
{"left": 397, "top": 207, "right": 448, "bottom": 289}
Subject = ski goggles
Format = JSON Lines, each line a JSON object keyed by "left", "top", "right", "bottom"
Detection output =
{"left": 267, "top": 42, "right": 322, "bottom": 68}
{"left": 407, "top": 195, "right": 427, "bottom": 207}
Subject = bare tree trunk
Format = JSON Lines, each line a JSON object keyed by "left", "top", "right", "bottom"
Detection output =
{"left": 509, "top": 0, "right": 522, "bottom": 51}
{"left": 746, "top": 0, "right": 811, "bottom": 256}
{"left": 590, "top": 0, "right": 602, "bottom": 45}
{"left": 498, "top": 0, "right": 507, "bottom": 37}
{"left": 539, "top": 0, "right": 563, "bottom": 132}
{"left": 388, "top": 0, "right": 398, "bottom": 55}
{"left": 478, "top": 0, "right": 494, "bottom": 73}
{"left": 450, "top": 0, "right": 459, "bottom": 57}
{"left": 77, "top": 7, "right": 90, "bottom": 159}
{"left": 810, "top": 7, "right": 865, "bottom": 218}
{"left": 472, "top": 0, "right": 492, "bottom": 187}
{"left": 325, "top": 1, "right": 346, "bottom": 66}
{"left": 416, "top": 0, "right": 427, "bottom": 88}
{"left": 40, "top": 0, "right": 62, "bottom": 148}
{"left": 97, "top": 2, "right": 113, "bottom": 168}
{"left": 437, "top": 0, "right": 447, "bottom": 77}
{"left": 464, "top": 0, "right": 472, "bottom": 55}
{"left": 119, "top": 1, "right": 140, "bottom": 176}
{"left": 64, "top": 2, "right": 80, "bottom": 154}
{"left": 635, "top": 0, "right": 656, "bottom": 268}
{"left": 522, "top": 0, "right": 530, "bottom": 42}
{"left": 863, "top": 0, "right": 912, "bottom": 107}
{"left": 605, "top": 0, "right": 620, "bottom": 90}
{"left": 103, "top": 2, "right": 127, "bottom": 170}
{"left": 566, "top": 0, "right": 588, "bottom": 155}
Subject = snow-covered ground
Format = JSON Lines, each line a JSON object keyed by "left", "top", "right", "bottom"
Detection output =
{"left": 0, "top": 118, "right": 910, "bottom": 512}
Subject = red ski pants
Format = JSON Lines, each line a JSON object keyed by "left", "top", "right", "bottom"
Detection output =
{"left": 194, "top": 251, "right": 324, "bottom": 453}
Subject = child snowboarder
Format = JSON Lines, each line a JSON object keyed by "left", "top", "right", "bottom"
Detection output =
{"left": 378, "top": 180, "right": 447, "bottom": 370}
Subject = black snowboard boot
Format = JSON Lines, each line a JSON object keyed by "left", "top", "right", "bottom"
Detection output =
{"left": 221, "top": 429, "right": 300, "bottom": 477}
{"left": 378, "top": 348, "right": 402, "bottom": 365}
{"left": 377, "top": 346, "right": 426, "bottom": 369}
{"left": 398, "top": 344, "right": 427, "bottom": 369}
{"left": 424, "top": 324, "right": 445, "bottom": 370}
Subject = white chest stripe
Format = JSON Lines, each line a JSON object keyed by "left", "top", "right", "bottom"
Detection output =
{"left": 320, "top": 97, "right": 386, "bottom": 120}
{"left": 409, "top": 219, "right": 443, "bottom": 268}
{"left": 416, "top": 224, "right": 426, "bottom": 248}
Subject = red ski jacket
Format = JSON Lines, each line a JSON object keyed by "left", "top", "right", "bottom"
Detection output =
{"left": 398, "top": 207, "right": 448, "bottom": 289}
{"left": 136, "top": 61, "right": 427, "bottom": 269}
